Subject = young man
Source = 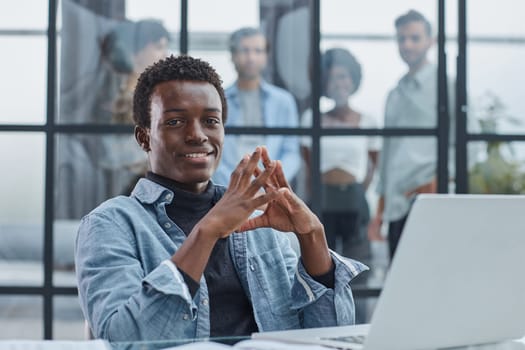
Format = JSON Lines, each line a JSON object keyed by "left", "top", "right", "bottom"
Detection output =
{"left": 213, "top": 27, "right": 301, "bottom": 187}
{"left": 75, "top": 55, "right": 366, "bottom": 341}
{"left": 369, "top": 10, "right": 438, "bottom": 258}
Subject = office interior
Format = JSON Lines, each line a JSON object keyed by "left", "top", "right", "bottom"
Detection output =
{"left": 1, "top": 0, "right": 524, "bottom": 341}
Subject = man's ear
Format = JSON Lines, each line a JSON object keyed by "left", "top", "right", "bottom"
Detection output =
{"left": 429, "top": 35, "right": 436, "bottom": 49}
{"left": 135, "top": 125, "right": 150, "bottom": 152}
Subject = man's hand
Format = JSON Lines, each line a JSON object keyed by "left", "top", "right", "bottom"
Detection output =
{"left": 200, "top": 146, "right": 282, "bottom": 240}
{"left": 405, "top": 177, "right": 437, "bottom": 198}
{"left": 237, "top": 147, "right": 322, "bottom": 236}
{"left": 368, "top": 215, "right": 385, "bottom": 241}
{"left": 237, "top": 147, "right": 332, "bottom": 276}
{"left": 172, "top": 146, "right": 282, "bottom": 282}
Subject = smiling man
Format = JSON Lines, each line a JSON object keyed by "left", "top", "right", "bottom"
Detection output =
{"left": 75, "top": 55, "right": 367, "bottom": 341}
{"left": 369, "top": 10, "right": 439, "bottom": 259}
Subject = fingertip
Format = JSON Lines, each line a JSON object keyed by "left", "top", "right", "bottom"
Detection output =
{"left": 279, "top": 187, "right": 292, "bottom": 198}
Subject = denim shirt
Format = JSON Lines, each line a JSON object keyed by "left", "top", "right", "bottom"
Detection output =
{"left": 213, "top": 80, "right": 301, "bottom": 186}
{"left": 75, "top": 178, "right": 367, "bottom": 341}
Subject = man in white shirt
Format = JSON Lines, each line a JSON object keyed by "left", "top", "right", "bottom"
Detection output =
{"left": 369, "top": 10, "right": 440, "bottom": 259}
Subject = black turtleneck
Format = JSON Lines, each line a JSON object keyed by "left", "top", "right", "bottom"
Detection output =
{"left": 146, "top": 172, "right": 258, "bottom": 337}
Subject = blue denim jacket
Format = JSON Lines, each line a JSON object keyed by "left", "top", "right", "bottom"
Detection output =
{"left": 75, "top": 178, "right": 367, "bottom": 341}
{"left": 213, "top": 80, "right": 301, "bottom": 186}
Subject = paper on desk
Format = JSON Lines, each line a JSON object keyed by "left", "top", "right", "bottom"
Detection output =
{"left": 233, "top": 339, "right": 331, "bottom": 349}
{"left": 0, "top": 340, "right": 110, "bottom": 350}
{"left": 160, "top": 339, "right": 330, "bottom": 349}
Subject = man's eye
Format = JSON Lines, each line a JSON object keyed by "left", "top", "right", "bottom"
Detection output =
{"left": 167, "top": 119, "right": 182, "bottom": 126}
{"left": 206, "top": 118, "right": 221, "bottom": 125}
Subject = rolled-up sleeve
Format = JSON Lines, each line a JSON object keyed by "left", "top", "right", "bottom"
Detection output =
{"left": 290, "top": 250, "right": 368, "bottom": 328}
{"left": 75, "top": 213, "right": 196, "bottom": 341}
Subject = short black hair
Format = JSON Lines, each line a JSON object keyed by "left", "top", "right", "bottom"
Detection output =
{"left": 229, "top": 27, "right": 268, "bottom": 54}
{"left": 133, "top": 54, "right": 227, "bottom": 128}
{"left": 395, "top": 9, "right": 432, "bottom": 36}
{"left": 321, "top": 48, "right": 362, "bottom": 96}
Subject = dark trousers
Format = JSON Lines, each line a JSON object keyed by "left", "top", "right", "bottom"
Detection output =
{"left": 321, "top": 183, "right": 371, "bottom": 262}
{"left": 322, "top": 183, "right": 371, "bottom": 324}
{"left": 387, "top": 214, "right": 409, "bottom": 260}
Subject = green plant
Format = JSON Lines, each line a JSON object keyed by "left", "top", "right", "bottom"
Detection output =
{"left": 468, "top": 91, "right": 525, "bottom": 194}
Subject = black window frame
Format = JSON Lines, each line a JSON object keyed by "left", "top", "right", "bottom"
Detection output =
{"left": 1, "top": 0, "right": 521, "bottom": 338}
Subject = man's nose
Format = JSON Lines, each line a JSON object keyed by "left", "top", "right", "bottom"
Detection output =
{"left": 185, "top": 122, "right": 208, "bottom": 143}
{"left": 401, "top": 39, "right": 414, "bottom": 50}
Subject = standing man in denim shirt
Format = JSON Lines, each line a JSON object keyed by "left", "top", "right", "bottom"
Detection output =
{"left": 75, "top": 55, "right": 366, "bottom": 341}
{"left": 213, "top": 27, "right": 301, "bottom": 187}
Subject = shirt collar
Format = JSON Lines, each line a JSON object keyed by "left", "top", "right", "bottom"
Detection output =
{"left": 228, "top": 79, "right": 270, "bottom": 99}
{"left": 131, "top": 178, "right": 173, "bottom": 204}
{"left": 131, "top": 176, "right": 226, "bottom": 205}
{"left": 400, "top": 62, "right": 435, "bottom": 88}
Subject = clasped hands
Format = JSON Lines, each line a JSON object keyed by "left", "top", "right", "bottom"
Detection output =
{"left": 204, "top": 146, "right": 322, "bottom": 240}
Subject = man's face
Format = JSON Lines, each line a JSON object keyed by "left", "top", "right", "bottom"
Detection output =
{"left": 232, "top": 34, "right": 267, "bottom": 80}
{"left": 138, "top": 80, "right": 224, "bottom": 193}
{"left": 396, "top": 21, "right": 432, "bottom": 69}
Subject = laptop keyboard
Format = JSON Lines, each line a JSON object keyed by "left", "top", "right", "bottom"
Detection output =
{"left": 321, "top": 334, "right": 367, "bottom": 344}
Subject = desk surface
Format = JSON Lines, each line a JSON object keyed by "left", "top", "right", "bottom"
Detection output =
{"left": 110, "top": 335, "right": 525, "bottom": 350}
{"left": 1, "top": 336, "right": 525, "bottom": 350}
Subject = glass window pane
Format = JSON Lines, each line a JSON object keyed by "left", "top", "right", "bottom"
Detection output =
{"left": 0, "top": 37, "right": 47, "bottom": 124}
{"left": 469, "top": 141, "right": 525, "bottom": 195}
{"left": 53, "top": 218, "right": 79, "bottom": 287}
{"left": 54, "top": 296, "right": 86, "bottom": 340}
{"left": 0, "top": 133, "right": 45, "bottom": 224}
{"left": 58, "top": 0, "right": 178, "bottom": 124}
{"left": 188, "top": 0, "right": 258, "bottom": 33}
{"left": 468, "top": 45, "right": 525, "bottom": 134}
{"left": 468, "top": 0, "right": 524, "bottom": 37}
{"left": 0, "top": 296, "right": 43, "bottom": 339}
{"left": 321, "top": 2, "right": 438, "bottom": 129}
{"left": 126, "top": 0, "right": 181, "bottom": 28}
{"left": 0, "top": 133, "right": 45, "bottom": 286}
{"left": 0, "top": 1, "right": 48, "bottom": 30}
{"left": 322, "top": 2, "right": 437, "bottom": 35}
{"left": 55, "top": 133, "right": 146, "bottom": 220}
{"left": 467, "top": 1, "right": 525, "bottom": 134}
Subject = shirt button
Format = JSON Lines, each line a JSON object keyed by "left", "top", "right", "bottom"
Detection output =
{"left": 165, "top": 193, "right": 173, "bottom": 201}
{"left": 164, "top": 222, "right": 171, "bottom": 229}
{"left": 201, "top": 298, "right": 209, "bottom": 306}
{"left": 182, "top": 314, "right": 189, "bottom": 320}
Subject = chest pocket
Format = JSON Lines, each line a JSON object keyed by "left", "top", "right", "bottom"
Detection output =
{"left": 248, "top": 247, "right": 294, "bottom": 316}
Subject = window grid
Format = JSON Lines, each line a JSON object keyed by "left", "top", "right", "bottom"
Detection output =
{"left": 1, "top": 0, "right": 522, "bottom": 339}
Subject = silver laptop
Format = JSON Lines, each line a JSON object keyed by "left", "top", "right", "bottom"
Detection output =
{"left": 253, "top": 194, "right": 525, "bottom": 349}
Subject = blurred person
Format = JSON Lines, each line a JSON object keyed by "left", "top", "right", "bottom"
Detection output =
{"left": 301, "top": 48, "right": 380, "bottom": 262}
{"left": 100, "top": 19, "right": 171, "bottom": 195}
{"left": 102, "top": 19, "right": 171, "bottom": 124}
{"left": 213, "top": 27, "right": 301, "bottom": 188}
{"left": 56, "top": 10, "right": 170, "bottom": 219}
{"left": 75, "top": 54, "right": 367, "bottom": 341}
{"left": 368, "top": 10, "right": 440, "bottom": 259}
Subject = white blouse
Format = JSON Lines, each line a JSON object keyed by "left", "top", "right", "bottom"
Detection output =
{"left": 301, "top": 109, "right": 381, "bottom": 183}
